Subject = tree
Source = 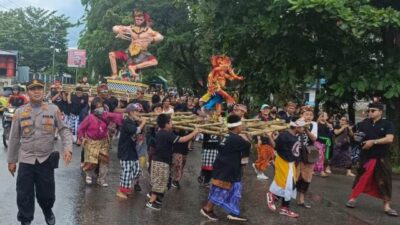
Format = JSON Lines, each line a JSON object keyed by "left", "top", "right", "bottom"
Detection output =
{"left": 184, "top": 0, "right": 400, "bottom": 163}
{"left": 0, "top": 7, "right": 72, "bottom": 74}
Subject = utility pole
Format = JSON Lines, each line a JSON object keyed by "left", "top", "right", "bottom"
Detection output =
{"left": 52, "top": 47, "right": 55, "bottom": 75}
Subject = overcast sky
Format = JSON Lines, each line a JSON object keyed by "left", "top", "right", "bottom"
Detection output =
{"left": 0, "top": 0, "right": 85, "bottom": 47}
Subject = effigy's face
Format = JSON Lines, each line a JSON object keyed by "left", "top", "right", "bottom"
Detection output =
{"left": 135, "top": 15, "right": 145, "bottom": 26}
{"left": 217, "top": 57, "right": 231, "bottom": 69}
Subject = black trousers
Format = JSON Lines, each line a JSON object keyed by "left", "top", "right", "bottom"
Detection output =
{"left": 16, "top": 159, "right": 55, "bottom": 223}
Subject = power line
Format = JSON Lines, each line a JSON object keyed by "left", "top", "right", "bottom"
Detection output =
{"left": 3, "top": 0, "right": 24, "bottom": 8}
{"left": 0, "top": 2, "right": 9, "bottom": 10}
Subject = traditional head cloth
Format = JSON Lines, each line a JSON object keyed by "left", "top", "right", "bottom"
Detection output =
{"left": 227, "top": 114, "right": 242, "bottom": 128}
{"left": 301, "top": 105, "right": 313, "bottom": 114}
{"left": 290, "top": 119, "right": 306, "bottom": 128}
{"left": 368, "top": 102, "right": 384, "bottom": 111}
{"left": 97, "top": 84, "right": 108, "bottom": 92}
{"left": 233, "top": 104, "right": 247, "bottom": 113}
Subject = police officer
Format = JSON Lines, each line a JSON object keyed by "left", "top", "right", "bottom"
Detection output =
{"left": 7, "top": 79, "right": 73, "bottom": 225}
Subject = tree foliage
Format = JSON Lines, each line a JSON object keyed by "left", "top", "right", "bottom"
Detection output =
{"left": 80, "top": 0, "right": 400, "bottom": 163}
{"left": 79, "top": 0, "right": 400, "bottom": 110}
{"left": 0, "top": 7, "right": 72, "bottom": 74}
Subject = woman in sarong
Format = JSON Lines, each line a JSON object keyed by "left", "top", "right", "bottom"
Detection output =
{"left": 329, "top": 116, "right": 354, "bottom": 176}
{"left": 77, "top": 99, "right": 123, "bottom": 187}
{"left": 315, "top": 112, "right": 332, "bottom": 177}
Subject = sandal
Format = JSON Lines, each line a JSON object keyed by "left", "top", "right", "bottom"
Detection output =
{"left": 346, "top": 200, "right": 356, "bottom": 208}
{"left": 385, "top": 209, "right": 398, "bottom": 217}
{"left": 85, "top": 176, "right": 92, "bottom": 184}
{"left": 297, "top": 202, "right": 312, "bottom": 209}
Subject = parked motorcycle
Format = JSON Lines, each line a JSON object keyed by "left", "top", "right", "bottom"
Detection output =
{"left": 3, "top": 106, "right": 16, "bottom": 148}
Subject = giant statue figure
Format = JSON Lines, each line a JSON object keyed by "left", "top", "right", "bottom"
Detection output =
{"left": 109, "top": 9, "right": 164, "bottom": 81}
{"left": 201, "top": 55, "right": 244, "bottom": 116}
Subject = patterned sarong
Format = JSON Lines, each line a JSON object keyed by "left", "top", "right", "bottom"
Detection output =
{"left": 83, "top": 138, "right": 110, "bottom": 168}
{"left": 350, "top": 158, "right": 392, "bottom": 201}
{"left": 209, "top": 182, "right": 242, "bottom": 216}
{"left": 313, "top": 141, "right": 325, "bottom": 173}
{"left": 150, "top": 161, "right": 170, "bottom": 194}
{"left": 201, "top": 148, "right": 219, "bottom": 171}
{"left": 269, "top": 155, "right": 297, "bottom": 201}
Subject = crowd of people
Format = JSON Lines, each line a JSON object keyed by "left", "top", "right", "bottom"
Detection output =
{"left": 6, "top": 79, "right": 398, "bottom": 225}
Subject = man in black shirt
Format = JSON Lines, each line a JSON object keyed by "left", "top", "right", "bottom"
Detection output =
{"left": 267, "top": 119, "right": 305, "bottom": 218}
{"left": 346, "top": 102, "right": 397, "bottom": 217}
{"left": 201, "top": 115, "right": 251, "bottom": 222}
{"left": 68, "top": 87, "right": 88, "bottom": 143}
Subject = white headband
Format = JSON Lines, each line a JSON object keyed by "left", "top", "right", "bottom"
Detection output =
{"left": 227, "top": 121, "right": 242, "bottom": 128}
{"left": 290, "top": 120, "right": 306, "bottom": 127}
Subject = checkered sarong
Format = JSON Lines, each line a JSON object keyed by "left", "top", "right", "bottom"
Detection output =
{"left": 67, "top": 114, "right": 79, "bottom": 142}
{"left": 119, "top": 160, "right": 140, "bottom": 190}
{"left": 201, "top": 148, "right": 219, "bottom": 171}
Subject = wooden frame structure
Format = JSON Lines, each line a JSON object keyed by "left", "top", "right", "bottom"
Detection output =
{"left": 140, "top": 112, "right": 289, "bottom": 136}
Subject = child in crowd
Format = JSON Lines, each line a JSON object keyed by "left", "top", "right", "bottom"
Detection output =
{"left": 198, "top": 133, "right": 220, "bottom": 187}
{"left": 146, "top": 114, "right": 199, "bottom": 210}
{"left": 147, "top": 103, "right": 162, "bottom": 173}
{"left": 171, "top": 129, "right": 190, "bottom": 189}
{"left": 116, "top": 103, "right": 147, "bottom": 199}
{"left": 252, "top": 132, "right": 276, "bottom": 180}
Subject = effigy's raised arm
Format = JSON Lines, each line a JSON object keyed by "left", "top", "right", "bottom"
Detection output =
{"left": 225, "top": 67, "right": 243, "bottom": 81}
{"left": 150, "top": 29, "right": 164, "bottom": 43}
{"left": 113, "top": 25, "right": 131, "bottom": 40}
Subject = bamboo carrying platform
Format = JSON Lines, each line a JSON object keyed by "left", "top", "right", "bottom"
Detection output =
{"left": 60, "top": 81, "right": 152, "bottom": 101}
{"left": 139, "top": 112, "right": 289, "bottom": 136}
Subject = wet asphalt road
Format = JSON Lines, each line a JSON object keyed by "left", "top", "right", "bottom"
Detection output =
{"left": 0, "top": 135, "right": 399, "bottom": 225}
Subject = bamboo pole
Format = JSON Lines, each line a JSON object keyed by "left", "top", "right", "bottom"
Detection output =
{"left": 195, "top": 122, "right": 224, "bottom": 128}
{"left": 173, "top": 119, "right": 202, "bottom": 125}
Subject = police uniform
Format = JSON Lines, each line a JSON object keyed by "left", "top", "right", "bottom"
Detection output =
{"left": 7, "top": 79, "right": 73, "bottom": 225}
